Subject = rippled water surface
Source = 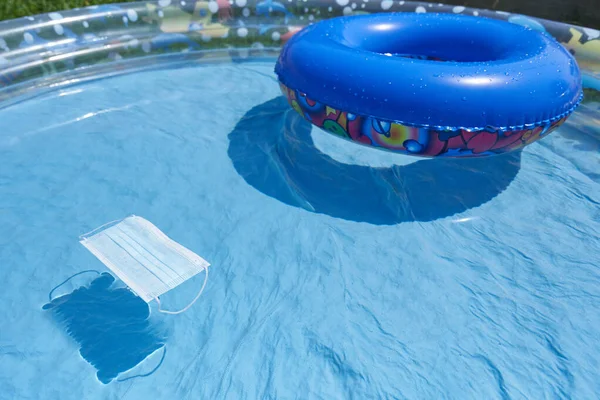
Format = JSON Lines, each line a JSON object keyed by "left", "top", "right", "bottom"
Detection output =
{"left": 0, "top": 61, "right": 599, "bottom": 399}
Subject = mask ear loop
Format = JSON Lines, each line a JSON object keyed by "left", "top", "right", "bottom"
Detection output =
{"left": 117, "top": 347, "right": 167, "bottom": 383}
{"left": 47, "top": 270, "right": 101, "bottom": 302}
{"left": 154, "top": 265, "right": 209, "bottom": 315}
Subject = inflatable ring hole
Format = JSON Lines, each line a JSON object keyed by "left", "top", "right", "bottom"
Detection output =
{"left": 340, "top": 16, "right": 546, "bottom": 63}
{"left": 310, "top": 125, "right": 419, "bottom": 167}
{"left": 388, "top": 54, "right": 449, "bottom": 62}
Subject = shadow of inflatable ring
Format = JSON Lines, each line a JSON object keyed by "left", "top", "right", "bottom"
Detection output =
{"left": 227, "top": 97, "right": 522, "bottom": 225}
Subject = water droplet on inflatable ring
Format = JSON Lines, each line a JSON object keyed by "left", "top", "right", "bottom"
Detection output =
{"left": 404, "top": 139, "right": 424, "bottom": 153}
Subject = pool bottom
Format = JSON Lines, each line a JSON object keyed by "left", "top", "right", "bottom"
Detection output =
{"left": 0, "top": 60, "right": 599, "bottom": 399}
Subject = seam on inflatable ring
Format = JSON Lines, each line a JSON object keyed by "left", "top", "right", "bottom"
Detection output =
{"left": 279, "top": 82, "right": 584, "bottom": 132}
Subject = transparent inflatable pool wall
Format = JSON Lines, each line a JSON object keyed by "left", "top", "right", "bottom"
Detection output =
{"left": 0, "top": 0, "right": 599, "bottom": 106}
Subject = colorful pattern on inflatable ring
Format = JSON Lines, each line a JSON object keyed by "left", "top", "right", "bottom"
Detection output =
{"left": 280, "top": 83, "right": 569, "bottom": 157}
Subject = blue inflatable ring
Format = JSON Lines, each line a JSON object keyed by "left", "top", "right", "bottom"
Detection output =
{"left": 275, "top": 13, "right": 583, "bottom": 157}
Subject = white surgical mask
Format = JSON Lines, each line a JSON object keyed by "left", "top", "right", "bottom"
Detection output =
{"left": 80, "top": 215, "right": 210, "bottom": 314}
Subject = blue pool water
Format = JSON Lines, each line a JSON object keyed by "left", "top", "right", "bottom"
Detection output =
{"left": 0, "top": 61, "right": 599, "bottom": 399}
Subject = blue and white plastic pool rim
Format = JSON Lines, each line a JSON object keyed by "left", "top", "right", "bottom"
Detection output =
{"left": 275, "top": 13, "right": 583, "bottom": 133}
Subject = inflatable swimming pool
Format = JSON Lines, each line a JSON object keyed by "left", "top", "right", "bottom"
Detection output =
{"left": 0, "top": 1, "right": 599, "bottom": 399}
{"left": 0, "top": 1, "right": 598, "bottom": 102}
